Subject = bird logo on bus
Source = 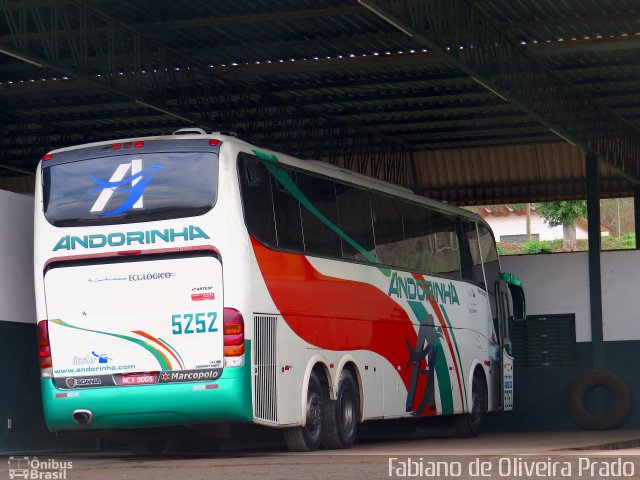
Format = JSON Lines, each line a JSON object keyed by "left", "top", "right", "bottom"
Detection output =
{"left": 90, "top": 159, "right": 162, "bottom": 216}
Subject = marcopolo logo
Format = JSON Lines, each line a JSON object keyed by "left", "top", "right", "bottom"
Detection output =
{"left": 90, "top": 159, "right": 162, "bottom": 217}
{"left": 158, "top": 368, "right": 221, "bottom": 383}
{"left": 52, "top": 225, "right": 209, "bottom": 251}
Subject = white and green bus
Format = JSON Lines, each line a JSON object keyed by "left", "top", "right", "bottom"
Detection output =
{"left": 34, "top": 129, "right": 524, "bottom": 452}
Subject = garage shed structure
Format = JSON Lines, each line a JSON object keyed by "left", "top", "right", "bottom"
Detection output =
{"left": 1, "top": 0, "right": 640, "bottom": 452}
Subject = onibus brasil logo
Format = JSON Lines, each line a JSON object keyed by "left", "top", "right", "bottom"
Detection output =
{"left": 8, "top": 456, "right": 72, "bottom": 479}
{"left": 90, "top": 159, "right": 162, "bottom": 217}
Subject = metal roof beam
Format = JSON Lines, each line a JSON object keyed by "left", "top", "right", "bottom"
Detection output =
{"left": 525, "top": 37, "right": 640, "bottom": 56}
{"left": 134, "top": 6, "right": 364, "bottom": 30}
{"left": 261, "top": 71, "right": 471, "bottom": 93}
{"left": 0, "top": 0, "right": 413, "bottom": 185}
{"left": 216, "top": 51, "right": 448, "bottom": 78}
{"left": 505, "top": 12, "right": 640, "bottom": 32}
{"left": 189, "top": 32, "right": 412, "bottom": 65}
{"left": 357, "top": 0, "right": 640, "bottom": 182}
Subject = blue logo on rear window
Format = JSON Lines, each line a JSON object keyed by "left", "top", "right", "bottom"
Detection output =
{"left": 90, "top": 159, "right": 162, "bottom": 216}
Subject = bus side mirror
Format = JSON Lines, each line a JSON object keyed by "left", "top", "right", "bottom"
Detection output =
{"left": 501, "top": 272, "right": 526, "bottom": 321}
{"left": 507, "top": 284, "right": 525, "bottom": 321}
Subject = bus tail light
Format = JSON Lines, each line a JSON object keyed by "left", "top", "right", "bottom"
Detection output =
{"left": 223, "top": 308, "right": 244, "bottom": 367}
{"left": 37, "top": 320, "right": 53, "bottom": 377}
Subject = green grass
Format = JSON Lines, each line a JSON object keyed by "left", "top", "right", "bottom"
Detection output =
{"left": 498, "top": 234, "right": 637, "bottom": 255}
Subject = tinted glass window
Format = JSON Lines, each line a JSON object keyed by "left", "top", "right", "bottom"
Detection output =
{"left": 478, "top": 222, "right": 501, "bottom": 315}
{"left": 271, "top": 168, "right": 304, "bottom": 251}
{"left": 429, "top": 211, "right": 461, "bottom": 278}
{"left": 400, "top": 201, "right": 435, "bottom": 272}
{"left": 461, "top": 220, "right": 485, "bottom": 285}
{"left": 43, "top": 151, "right": 218, "bottom": 226}
{"left": 371, "top": 194, "right": 405, "bottom": 265}
{"left": 296, "top": 172, "right": 342, "bottom": 258}
{"left": 239, "top": 155, "right": 277, "bottom": 246}
{"left": 336, "top": 185, "right": 375, "bottom": 261}
{"left": 238, "top": 153, "right": 482, "bottom": 282}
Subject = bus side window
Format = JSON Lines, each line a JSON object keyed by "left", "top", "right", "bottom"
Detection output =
{"left": 460, "top": 220, "right": 485, "bottom": 286}
{"left": 457, "top": 219, "right": 474, "bottom": 282}
{"left": 336, "top": 185, "right": 375, "bottom": 261}
{"left": 428, "top": 211, "right": 462, "bottom": 279}
{"left": 477, "top": 223, "right": 500, "bottom": 316}
{"left": 270, "top": 168, "right": 304, "bottom": 251}
{"left": 400, "top": 201, "right": 434, "bottom": 272}
{"left": 296, "top": 172, "right": 342, "bottom": 258}
{"left": 239, "top": 155, "right": 277, "bottom": 247}
{"left": 371, "top": 194, "right": 405, "bottom": 266}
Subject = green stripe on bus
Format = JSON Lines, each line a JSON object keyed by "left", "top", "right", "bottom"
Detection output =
{"left": 50, "top": 319, "right": 172, "bottom": 370}
{"left": 159, "top": 337, "right": 185, "bottom": 367}
{"left": 252, "top": 149, "right": 391, "bottom": 277}
{"left": 407, "top": 301, "right": 454, "bottom": 414}
{"left": 439, "top": 305, "right": 467, "bottom": 410}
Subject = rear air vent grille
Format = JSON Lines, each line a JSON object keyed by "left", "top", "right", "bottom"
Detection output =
{"left": 253, "top": 315, "right": 278, "bottom": 423}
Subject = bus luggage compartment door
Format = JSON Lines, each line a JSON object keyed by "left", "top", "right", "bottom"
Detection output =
{"left": 43, "top": 253, "right": 224, "bottom": 388}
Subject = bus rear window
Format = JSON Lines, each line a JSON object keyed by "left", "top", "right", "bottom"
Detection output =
{"left": 42, "top": 151, "right": 218, "bottom": 226}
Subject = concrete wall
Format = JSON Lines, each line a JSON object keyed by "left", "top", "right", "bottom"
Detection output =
{"left": 0, "top": 190, "right": 36, "bottom": 325}
{"left": 501, "top": 250, "right": 640, "bottom": 342}
{"left": 493, "top": 250, "right": 640, "bottom": 431}
{"left": 0, "top": 191, "right": 87, "bottom": 453}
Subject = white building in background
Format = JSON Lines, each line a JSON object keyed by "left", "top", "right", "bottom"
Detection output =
{"left": 477, "top": 206, "right": 611, "bottom": 243}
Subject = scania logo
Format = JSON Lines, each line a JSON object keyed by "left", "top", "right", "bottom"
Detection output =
{"left": 65, "top": 377, "right": 102, "bottom": 388}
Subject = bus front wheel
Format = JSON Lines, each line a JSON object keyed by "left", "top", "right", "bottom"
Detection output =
{"left": 453, "top": 375, "right": 486, "bottom": 438}
{"left": 283, "top": 370, "right": 325, "bottom": 451}
{"left": 322, "top": 369, "right": 359, "bottom": 449}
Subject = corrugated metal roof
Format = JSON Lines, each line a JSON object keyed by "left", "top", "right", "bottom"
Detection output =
{"left": 414, "top": 142, "right": 630, "bottom": 205}
{"left": 1, "top": 0, "right": 640, "bottom": 203}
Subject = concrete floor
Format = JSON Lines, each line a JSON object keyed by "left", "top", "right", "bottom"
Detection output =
{"left": 3, "top": 430, "right": 640, "bottom": 480}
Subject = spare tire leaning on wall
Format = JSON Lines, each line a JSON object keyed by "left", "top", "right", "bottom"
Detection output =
{"left": 567, "top": 369, "right": 631, "bottom": 430}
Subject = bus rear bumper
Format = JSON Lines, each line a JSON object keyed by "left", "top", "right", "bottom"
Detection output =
{"left": 41, "top": 364, "right": 252, "bottom": 431}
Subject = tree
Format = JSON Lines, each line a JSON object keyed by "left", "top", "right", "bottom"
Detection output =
{"left": 536, "top": 201, "right": 587, "bottom": 251}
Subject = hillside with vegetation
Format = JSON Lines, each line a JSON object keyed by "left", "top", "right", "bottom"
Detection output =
{"left": 497, "top": 233, "right": 636, "bottom": 256}
{"left": 466, "top": 199, "right": 636, "bottom": 256}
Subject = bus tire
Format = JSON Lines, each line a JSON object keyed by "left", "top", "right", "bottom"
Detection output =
{"left": 453, "top": 375, "right": 486, "bottom": 438}
{"left": 283, "top": 370, "right": 325, "bottom": 451}
{"left": 322, "top": 369, "right": 359, "bottom": 449}
{"left": 567, "top": 369, "right": 631, "bottom": 430}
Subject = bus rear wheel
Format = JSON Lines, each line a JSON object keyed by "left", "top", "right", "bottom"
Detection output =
{"left": 453, "top": 375, "right": 486, "bottom": 438}
{"left": 283, "top": 371, "right": 325, "bottom": 451}
{"left": 322, "top": 369, "right": 359, "bottom": 449}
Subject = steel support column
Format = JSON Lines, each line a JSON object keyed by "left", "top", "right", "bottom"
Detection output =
{"left": 586, "top": 152, "right": 603, "bottom": 369}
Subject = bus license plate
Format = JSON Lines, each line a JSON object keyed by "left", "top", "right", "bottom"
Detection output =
{"left": 120, "top": 373, "right": 156, "bottom": 386}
